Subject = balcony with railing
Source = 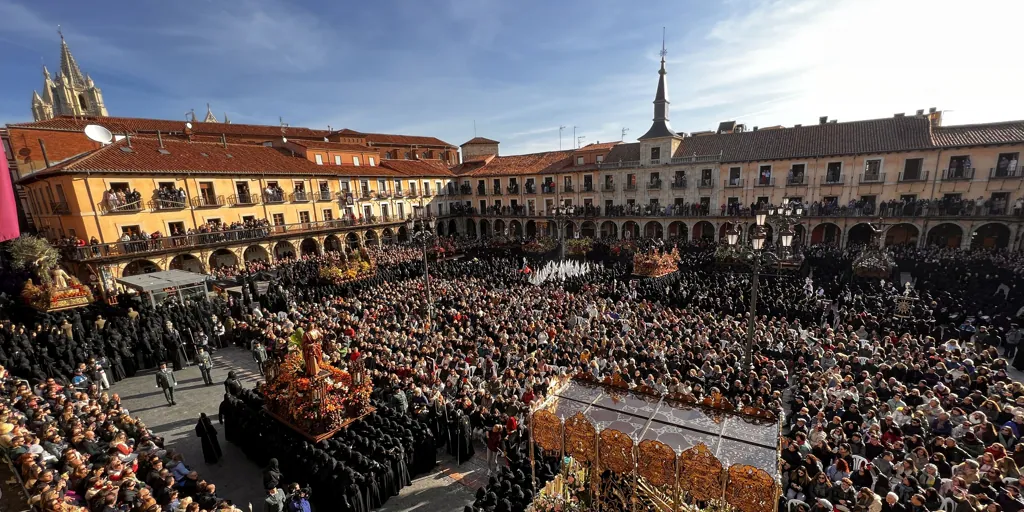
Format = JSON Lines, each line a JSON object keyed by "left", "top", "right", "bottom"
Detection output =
{"left": 263, "top": 191, "right": 285, "bottom": 204}
{"left": 360, "top": 189, "right": 372, "bottom": 200}
{"left": 823, "top": 174, "right": 844, "bottom": 185}
{"left": 492, "top": 187, "right": 503, "bottom": 195}
{"left": 785, "top": 175, "right": 808, "bottom": 187}
{"left": 602, "top": 183, "right": 616, "bottom": 192}
{"left": 229, "top": 193, "right": 260, "bottom": 206}
{"left": 459, "top": 184, "right": 472, "bottom": 195}
{"left": 102, "top": 199, "right": 144, "bottom": 214}
{"left": 858, "top": 172, "right": 886, "bottom": 184}
{"left": 61, "top": 217, "right": 406, "bottom": 262}
{"left": 582, "top": 183, "right": 594, "bottom": 193}
{"left": 50, "top": 201, "right": 70, "bottom": 215}
{"left": 291, "top": 191, "right": 311, "bottom": 202}
{"left": 376, "top": 190, "right": 392, "bottom": 200}
{"left": 563, "top": 184, "right": 574, "bottom": 193}
{"left": 670, "top": 178, "right": 687, "bottom": 189}
{"left": 314, "top": 191, "right": 333, "bottom": 202}
{"left": 406, "top": 189, "right": 419, "bottom": 198}
{"left": 477, "top": 185, "right": 487, "bottom": 196}
{"left": 423, "top": 188, "right": 433, "bottom": 197}
{"left": 624, "top": 183, "right": 638, "bottom": 192}
{"left": 990, "top": 167, "right": 1023, "bottom": 179}
{"left": 394, "top": 190, "right": 405, "bottom": 198}
{"left": 191, "top": 195, "right": 224, "bottom": 208}
{"left": 942, "top": 168, "right": 975, "bottom": 181}
{"left": 670, "top": 152, "right": 722, "bottom": 165}
{"left": 541, "top": 183, "right": 556, "bottom": 194}
{"left": 507, "top": 184, "right": 520, "bottom": 194}
{"left": 724, "top": 178, "right": 744, "bottom": 188}
{"left": 596, "top": 159, "right": 640, "bottom": 169}
{"left": 754, "top": 177, "right": 775, "bottom": 188}
{"left": 152, "top": 197, "right": 186, "bottom": 211}
{"left": 525, "top": 183, "right": 536, "bottom": 194}
{"left": 647, "top": 180, "right": 663, "bottom": 190}
{"left": 447, "top": 184, "right": 457, "bottom": 195}
{"left": 698, "top": 179, "right": 714, "bottom": 189}
{"left": 898, "top": 170, "right": 930, "bottom": 182}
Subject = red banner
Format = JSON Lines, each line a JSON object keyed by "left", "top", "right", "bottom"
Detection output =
{"left": 0, "top": 143, "right": 20, "bottom": 242}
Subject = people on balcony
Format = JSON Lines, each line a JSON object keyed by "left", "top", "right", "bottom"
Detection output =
{"left": 264, "top": 184, "right": 285, "bottom": 203}
{"left": 104, "top": 187, "right": 141, "bottom": 211}
{"left": 155, "top": 185, "right": 187, "bottom": 209}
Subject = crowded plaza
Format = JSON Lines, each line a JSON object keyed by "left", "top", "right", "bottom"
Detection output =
{"left": 0, "top": 225, "right": 1023, "bottom": 512}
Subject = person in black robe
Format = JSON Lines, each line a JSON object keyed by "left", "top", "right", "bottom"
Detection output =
{"left": 195, "top": 413, "right": 223, "bottom": 463}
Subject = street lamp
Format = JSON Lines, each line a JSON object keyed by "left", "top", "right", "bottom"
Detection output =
{"left": 549, "top": 205, "right": 572, "bottom": 260}
{"left": 406, "top": 214, "right": 437, "bottom": 331}
{"left": 725, "top": 205, "right": 800, "bottom": 370}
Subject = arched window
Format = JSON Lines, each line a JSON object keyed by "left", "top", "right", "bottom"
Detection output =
{"left": 77, "top": 94, "right": 88, "bottom": 110}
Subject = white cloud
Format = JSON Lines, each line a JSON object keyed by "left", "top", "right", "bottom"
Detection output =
{"left": 673, "top": 0, "right": 1024, "bottom": 130}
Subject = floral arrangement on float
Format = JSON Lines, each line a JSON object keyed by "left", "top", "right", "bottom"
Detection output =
{"left": 523, "top": 236, "right": 558, "bottom": 254}
{"left": 8, "top": 236, "right": 93, "bottom": 311}
{"left": 528, "top": 465, "right": 590, "bottom": 512}
{"left": 260, "top": 326, "right": 373, "bottom": 440}
{"left": 566, "top": 237, "right": 593, "bottom": 256}
{"left": 608, "top": 239, "right": 637, "bottom": 257}
{"left": 633, "top": 248, "right": 680, "bottom": 278}
{"left": 318, "top": 248, "right": 376, "bottom": 284}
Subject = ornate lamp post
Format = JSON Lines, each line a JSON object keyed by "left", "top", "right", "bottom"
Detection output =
{"left": 725, "top": 200, "right": 803, "bottom": 369}
{"left": 406, "top": 214, "right": 437, "bottom": 331}
{"left": 548, "top": 205, "right": 572, "bottom": 260}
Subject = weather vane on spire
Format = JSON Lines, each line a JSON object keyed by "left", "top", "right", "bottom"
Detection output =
{"left": 57, "top": 25, "right": 63, "bottom": 41}
{"left": 660, "top": 27, "right": 667, "bottom": 60}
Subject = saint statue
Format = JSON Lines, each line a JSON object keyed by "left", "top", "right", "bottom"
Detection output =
{"left": 50, "top": 266, "right": 70, "bottom": 289}
{"left": 302, "top": 325, "right": 324, "bottom": 377}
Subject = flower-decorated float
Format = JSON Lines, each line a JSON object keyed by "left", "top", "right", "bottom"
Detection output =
{"left": 318, "top": 247, "right": 376, "bottom": 285}
{"left": 260, "top": 325, "right": 373, "bottom": 442}
{"left": 632, "top": 247, "right": 680, "bottom": 278}
{"left": 8, "top": 236, "right": 93, "bottom": 311}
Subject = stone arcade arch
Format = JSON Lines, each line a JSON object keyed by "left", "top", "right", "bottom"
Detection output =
{"left": 927, "top": 223, "right": 964, "bottom": 248}
{"left": 971, "top": 223, "right": 1010, "bottom": 249}
{"left": 242, "top": 245, "right": 270, "bottom": 264}
{"left": 847, "top": 223, "right": 875, "bottom": 246}
{"left": 884, "top": 223, "right": 919, "bottom": 247}
{"left": 364, "top": 230, "right": 379, "bottom": 247}
{"left": 123, "top": 259, "right": 160, "bottom": 277}
{"left": 580, "top": 221, "right": 596, "bottom": 238}
{"left": 510, "top": 220, "right": 524, "bottom": 237}
{"left": 480, "top": 219, "right": 491, "bottom": 237}
{"left": 447, "top": 219, "right": 458, "bottom": 235}
{"left": 208, "top": 249, "right": 238, "bottom": 270}
{"left": 668, "top": 221, "right": 687, "bottom": 239}
{"left": 600, "top": 221, "right": 617, "bottom": 239}
{"left": 324, "top": 235, "right": 343, "bottom": 252}
{"left": 719, "top": 222, "right": 737, "bottom": 243}
{"left": 275, "top": 241, "right": 296, "bottom": 260}
{"left": 382, "top": 228, "right": 395, "bottom": 244}
{"left": 169, "top": 254, "right": 204, "bottom": 273}
{"left": 810, "top": 223, "right": 841, "bottom": 246}
{"left": 494, "top": 219, "right": 506, "bottom": 236}
{"left": 397, "top": 226, "right": 409, "bottom": 243}
{"left": 622, "top": 221, "right": 640, "bottom": 240}
{"left": 466, "top": 220, "right": 477, "bottom": 238}
{"left": 693, "top": 221, "right": 715, "bottom": 241}
{"left": 345, "top": 233, "right": 360, "bottom": 250}
{"left": 525, "top": 220, "right": 537, "bottom": 238}
{"left": 644, "top": 221, "right": 664, "bottom": 239}
{"left": 300, "top": 238, "right": 321, "bottom": 256}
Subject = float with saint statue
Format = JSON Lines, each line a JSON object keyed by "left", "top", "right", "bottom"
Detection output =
{"left": 260, "top": 324, "right": 373, "bottom": 442}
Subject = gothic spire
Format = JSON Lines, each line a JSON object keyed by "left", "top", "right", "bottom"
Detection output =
{"left": 203, "top": 103, "right": 219, "bottom": 123}
{"left": 58, "top": 29, "right": 86, "bottom": 86}
{"left": 32, "top": 91, "right": 43, "bottom": 105}
{"left": 638, "top": 30, "right": 679, "bottom": 140}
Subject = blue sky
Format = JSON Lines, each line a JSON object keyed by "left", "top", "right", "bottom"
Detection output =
{"left": 1, "top": 0, "right": 1020, "bottom": 155}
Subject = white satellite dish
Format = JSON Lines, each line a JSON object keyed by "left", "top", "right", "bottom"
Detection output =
{"left": 84, "top": 124, "right": 113, "bottom": 145}
{"left": 185, "top": 122, "right": 193, "bottom": 130}
{"left": 282, "top": 137, "right": 288, "bottom": 143}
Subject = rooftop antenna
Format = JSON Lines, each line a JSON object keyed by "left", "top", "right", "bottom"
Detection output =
{"left": 473, "top": 120, "right": 477, "bottom": 138}
{"left": 621, "top": 127, "right": 629, "bottom": 141}
{"left": 577, "top": 135, "right": 586, "bottom": 149}
{"left": 573, "top": 126, "right": 577, "bottom": 150}
{"left": 660, "top": 27, "right": 667, "bottom": 62}
{"left": 559, "top": 126, "right": 566, "bottom": 150}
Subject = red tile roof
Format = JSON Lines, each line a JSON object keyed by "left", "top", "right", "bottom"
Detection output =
{"left": 451, "top": 150, "right": 574, "bottom": 177}
{"left": 364, "top": 133, "right": 456, "bottom": 148}
{"left": 462, "top": 137, "right": 500, "bottom": 145}
{"left": 287, "top": 140, "right": 374, "bottom": 152}
{"left": 602, "top": 143, "right": 640, "bottom": 164}
{"left": 378, "top": 159, "right": 454, "bottom": 177}
{"left": 329, "top": 128, "right": 367, "bottom": 137}
{"left": 931, "top": 121, "right": 1024, "bottom": 148}
{"left": 577, "top": 141, "right": 620, "bottom": 152}
{"left": 10, "top": 115, "right": 329, "bottom": 139}
{"left": 674, "top": 115, "right": 935, "bottom": 162}
{"left": 18, "top": 137, "right": 403, "bottom": 184}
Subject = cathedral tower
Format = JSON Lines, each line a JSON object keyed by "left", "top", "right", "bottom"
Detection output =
{"left": 31, "top": 31, "right": 109, "bottom": 121}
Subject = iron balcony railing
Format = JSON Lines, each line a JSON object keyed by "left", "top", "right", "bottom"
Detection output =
{"left": 898, "top": 170, "right": 930, "bottom": 182}
{"left": 647, "top": 180, "right": 663, "bottom": 190}
{"left": 724, "top": 178, "right": 744, "bottom": 188}
{"left": 563, "top": 184, "right": 574, "bottom": 193}
{"left": 102, "top": 199, "right": 144, "bottom": 214}
{"left": 492, "top": 188, "right": 503, "bottom": 195}
{"left": 525, "top": 184, "right": 536, "bottom": 194}
{"left": 859, "top": 172, "right": 886, "bottom": 184}
{"left": 990, "top": 167, "right": 1023, "bottom": 179}
{"left": 786, "top": 175, "right": 808, "bottom": 186}
{"left": 582, "top": 184, "right": 594, "bottom": 192}
{"left": 698, "top": 179, "right": 714, "bottom": 189}
{"left": 191, "top": 195, "right": 224, "bottom": 208}
{"left": 596, "top": 160, "right": 640, "bottom": 169}
{"left": 314, "top": 191, "right": 333, "bottom": 202}
{"left": 377, "top": 191, "right": 392, "bottom": 200}
{"left": 477, "top": 185, "right": 487, "bottom": 196}
{"left": 263, "top": 192, "right": 285, "bottom": 204}
{"left": 61, "top": 217, "right": 408, "bottom": 262}
{"left": 823, "top": 174, "right": 844, "bottom": 185}
{"left": 291, "top": 191, "right": 311, "bottom": 202}
{"left": 942, "top": 168, "right": 975, "bottom": 181}
{"left": 671, "top": 179, "right": 687, "bottom": 189}
{"left": 152, "top": 199, "right": 186, "bottom": 210}
{"left": 51, "top": 201, "right": 71, "bottom": 214}
{"left": 754, "top": 177, "right": 775, "bottom": 187}
{"left": 507, "top": 184, "right": 520, "bottom": 194}
{"left": 541, "top": 184, "right": 556, "bottom": 194}
{"left": 229, "top": 193, "right": 260, "bottom": 206}
{"left": 624, "top": 183, "right": 638, "bottom": 191}
{"left": 602, "top": 183, "right": 616, "bottom": 192}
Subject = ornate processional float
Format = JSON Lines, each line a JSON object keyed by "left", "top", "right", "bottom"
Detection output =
{"left": 260, "top": 324, "right": 374, "bottom": 442}
{"left": 527, "top": 374, "right": 782, "bottom": 512}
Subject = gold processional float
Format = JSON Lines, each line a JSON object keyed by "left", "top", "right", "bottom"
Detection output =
{"left": 527, "top": 373, "right": 782, "bottom": 512}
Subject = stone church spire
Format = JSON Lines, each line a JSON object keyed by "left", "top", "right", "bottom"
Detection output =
{"left": 203, "top": 103, "right": 219, "bottom": 123}
{"left": 638, "top": 32, "right": 679, "bottom": 140}
{"left": 30, "top": 29, "right": 109, "bottom": 121}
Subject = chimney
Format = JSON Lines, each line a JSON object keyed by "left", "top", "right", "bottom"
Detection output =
{"left": 125, "top": 134, "right": 132, "bottom": 148}
{"left": 819, "top": 116, "right": 828, "bottom": 125}
{"left": 38, "top": 139, "right": 50, "bottom": 168}
{"left": 894, "top": 113, "right": 905, "bottom": 117}
{"left": 157, "top": 130, "right": 164, "bottom": 148}
{"left": 829, "top": 120, "right": 837, "bottom": 124}
{"left": 221, "top": 134, "right": 227, "bottom": 148}
{"left": 928, "top": 107, "right": 937, "bottom": 113}
{"left": 916, "top": 109, "right": 925, "bottom": 116}
{"left": 928, "top": 108, "right": 942, "bottom": 128}
{"left": 794, "top": 124, "right": 802, "bottom": 128}
{"left": 752, "top": 126, "right": 758, "bottom": 131}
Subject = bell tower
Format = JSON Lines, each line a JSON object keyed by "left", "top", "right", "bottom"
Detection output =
{"left": 638, "top": 30, "right": 683, "bottom": 166}
{"left": 31, "top": 29, "right": 109, "bottom": 121}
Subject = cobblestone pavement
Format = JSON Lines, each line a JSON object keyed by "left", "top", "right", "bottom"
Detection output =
{"left": 111, "top": 347, "right": 476, "bottom": 511}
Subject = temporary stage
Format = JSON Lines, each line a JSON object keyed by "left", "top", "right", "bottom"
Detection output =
{"left": 115, "top": 270, "right": 209, "bottom": 307}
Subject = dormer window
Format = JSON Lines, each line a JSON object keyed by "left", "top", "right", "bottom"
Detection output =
{"left": 651, "top": 147, "right": 661, "bottom": 160}
{"left": 576, "top": 156, "right": 584, "bottom": 165}
{"left": 596, "top": 155, "right": 604, "bottom": 163}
